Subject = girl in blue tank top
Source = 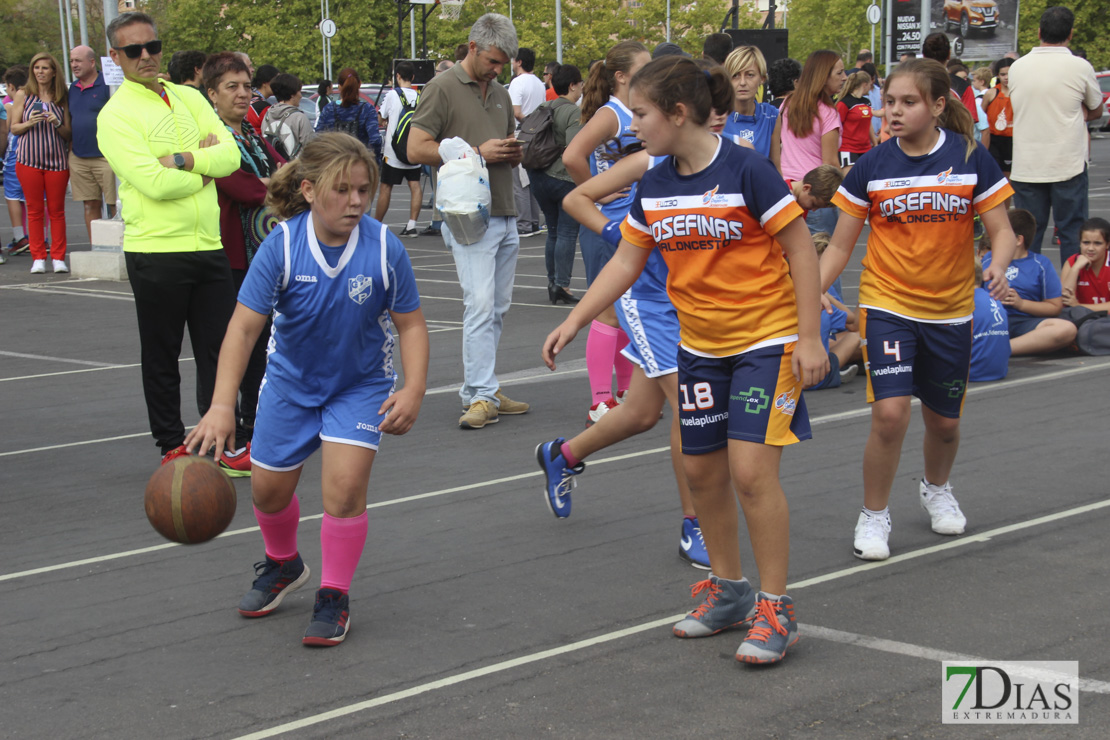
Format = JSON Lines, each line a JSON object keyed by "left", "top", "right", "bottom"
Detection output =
{"left": 186, "top": 133, "right": 429, "bottom": 648}
{"left": 562, "top": 40, "right": 653, "bottom": 426}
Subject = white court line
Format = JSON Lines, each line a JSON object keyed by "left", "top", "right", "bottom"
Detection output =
{"left": 0, "top": 350, "right": 125, "bottom": 368}
{"left": 1, "top": 359, "right": 1107, "bottom": 581}
{"left": 228, "top": 498, "right": 1110, "bottom": 739}
{"left": 0, "top": 357, "right": 192, "bottom": 384}
{"left": 801, "top": 625, "right": 1110, "bottom": 694}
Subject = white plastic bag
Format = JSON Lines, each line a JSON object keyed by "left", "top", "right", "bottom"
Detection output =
{"left": 436, "top": 137, "right": 491, "bottom": 244}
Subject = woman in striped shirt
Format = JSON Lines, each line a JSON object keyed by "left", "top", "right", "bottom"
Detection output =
{"left": 9, "top": 52, "right": 71, "bottom": 274}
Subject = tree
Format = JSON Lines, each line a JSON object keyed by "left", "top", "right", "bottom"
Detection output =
{"left": 782, "top": 0, "right": 874, "bottom": 63}
{"left": 1016, "top": 0, "right": 1108, "bottom": 71}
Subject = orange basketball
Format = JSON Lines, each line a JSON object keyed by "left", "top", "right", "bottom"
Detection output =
{"left": 144, "top": 455, "right": 238, "bottom": 544}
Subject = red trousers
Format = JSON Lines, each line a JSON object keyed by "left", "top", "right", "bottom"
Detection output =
{"left": 16, "top": 163, "right": 69, "bottom": 261}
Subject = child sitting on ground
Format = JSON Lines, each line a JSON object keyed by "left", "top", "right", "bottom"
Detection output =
{"left": 808, "top": 231, "right": 861, "bottom": 389}
{"left": 982, "top": 208, "right": 1076, "bottom": 356}
{"left": 1061, "top": 217, "right": 1110, "bottom": 310}
{"left": 970, "top": 257, "right": 1010, "bottom": 381}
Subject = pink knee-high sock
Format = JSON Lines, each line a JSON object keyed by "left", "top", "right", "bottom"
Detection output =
{"left": 586, "top": 320, "right": 622, "bottom": 403}
{"left": 613, "top": 328, "right": 633, "bottom": 394}
{"left": 319, "top": 511, "right": 368, "bottom": 593}
{"left": 255, "top": 495, "right": 300, "bottom": 561}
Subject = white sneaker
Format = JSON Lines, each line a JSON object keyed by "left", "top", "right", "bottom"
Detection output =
{"left": 839, "top": 363, "right": 859, "bottom": 383}
{"left": 920, "top": 481, "right": 966, "bottom": 535}
{"left": 853, "top": 509, "right": 891, "bottom": 560}
{"left": 52, "top": 259, "right": 68, "bottom": 273}
{"left": 30, "top": 259, "right": 46, "bottom": 274}
{"left": 586, "top": 398, "right": 617, "bottom": 427}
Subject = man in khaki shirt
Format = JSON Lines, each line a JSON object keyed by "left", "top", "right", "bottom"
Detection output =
{"left": 408, "top": 13, "right": 531, "bottom": 430}
{"left": 1009, "top": 5, "right": 1103, "bottom": 264}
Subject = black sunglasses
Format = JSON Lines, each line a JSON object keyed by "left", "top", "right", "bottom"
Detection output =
{"left": 112, "top": 40, "right": 163, "bottom": 59}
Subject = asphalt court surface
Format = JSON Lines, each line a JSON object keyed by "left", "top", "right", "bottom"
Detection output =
{"left": 2, "top": 140, "right": 1110, "bottom": 737}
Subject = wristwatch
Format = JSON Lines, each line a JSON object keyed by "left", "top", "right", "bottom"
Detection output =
{"left": 173, "top": 153, "right": 186, "bottom": 170}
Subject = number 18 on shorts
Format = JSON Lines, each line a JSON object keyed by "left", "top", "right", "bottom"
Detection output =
{"left": 677, "top": 343, "right": 812, "bottom": 454}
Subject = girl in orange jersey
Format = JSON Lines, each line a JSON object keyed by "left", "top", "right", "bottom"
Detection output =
{"left": 820, "top": 59, "right": 1018, "bottom": 562}
{"left": 544, "top": 57, "right": 826, "bottom": 665}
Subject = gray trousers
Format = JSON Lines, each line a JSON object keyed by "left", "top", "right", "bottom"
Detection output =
{"left": 513, "top": 167, "right": 542, "bottom": 232}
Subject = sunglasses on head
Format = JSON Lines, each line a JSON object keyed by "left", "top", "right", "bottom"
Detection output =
{"left": 113, "top": 40, "right": 162, "bottom": 59}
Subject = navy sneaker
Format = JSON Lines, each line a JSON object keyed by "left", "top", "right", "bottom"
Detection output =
{"left": 237, "top": 554, "right": 310, "bottom": 617}
{"left": 735, "top": 592, "right": 799, "bottom": 664}
{"left": 673, "top": 575, "right": 756, "bottom": 638}
{"left": 678, "top": 517, "right": 710, "bottom": 569}
{"left": 535, "top": 438, "right": 584, "bottom": 518}
{"left": 302, "top": 588, "right": 350, "bottom": 647}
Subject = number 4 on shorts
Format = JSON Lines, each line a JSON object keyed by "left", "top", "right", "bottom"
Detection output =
{"left": 883, "top": 340, "right": 902, "bottom": 362}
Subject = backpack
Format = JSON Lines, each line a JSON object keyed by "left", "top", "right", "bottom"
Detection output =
{"left": 262, "top": 105, "right": 299, "bottom": 160}
{"left": 1062, "top": 306, "right": 1110, "bottom": 355}
{"left": 518, "top": 98, "right": 574, "bottom": 171}
{"left": 389, "top": 87, "right": 420, "bottom": 166}
{"left": 330, "top": 102, "right": 367, "bottom": 142}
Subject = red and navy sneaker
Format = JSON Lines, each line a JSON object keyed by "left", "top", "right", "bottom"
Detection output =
{"left": 161, "top": 444, "right": 190, "bottom": 465}
{"left": 302, "top": 588, "right": 350, "bottom": 647}
{"left": 220, "top": 442, "right": 252, "bottom": 478}
{"left": 237, "top": 554, "right": 310, "bottom": 617}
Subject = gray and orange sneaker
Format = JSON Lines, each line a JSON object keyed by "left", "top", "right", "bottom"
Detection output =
{"left": 673, "top": 575, "right": 756, "bottom": 638}
{"left": 736, "top": 592, "right": 798, "bottom": 664}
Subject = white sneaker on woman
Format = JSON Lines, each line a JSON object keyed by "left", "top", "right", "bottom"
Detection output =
{"left": 30, "top": 259, "right": 46, "bottom": 274}
{"left": 53, "top": 259, "right": 68, "bottom": 273}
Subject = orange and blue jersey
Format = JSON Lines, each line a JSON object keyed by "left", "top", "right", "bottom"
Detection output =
{"left": 622, "top": 137, "right": 804, "bottom": 357}
{"left": 832, "top": 130, "right": 1013, "bottom": 322}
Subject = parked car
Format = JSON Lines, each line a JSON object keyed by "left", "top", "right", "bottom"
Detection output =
{"left": 944, "top": 0, "right": 998, "bottom": 38}
{"left": 1092, "top": 71, "right": 1110, "bottom": 132}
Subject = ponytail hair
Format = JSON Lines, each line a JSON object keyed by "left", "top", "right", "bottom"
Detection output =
{"left": 629, "top": 56, "right": 733, "bottom": 127}
{"left": 266, "top": 133, "right": 380, "bottom": 220}
{"left": 838, "top": 70, "right": 872, "bottom": 102}
{"left": 337, "top": 67, "right": 361, "bottom": 107}
{"left": 581, "top": 40, "right": 648, "bottom": 124}
{"left": 884, "top": 58, "right": 975, "bottom": 161}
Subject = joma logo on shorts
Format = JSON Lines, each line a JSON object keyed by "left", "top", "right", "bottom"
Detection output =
{"left": 356, "top": 422, "right": 379, "bottom": 432}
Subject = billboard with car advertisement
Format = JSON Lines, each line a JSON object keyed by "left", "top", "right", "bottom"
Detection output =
{"left": 929, "top": 0, "right": 1019, "bottom": 61}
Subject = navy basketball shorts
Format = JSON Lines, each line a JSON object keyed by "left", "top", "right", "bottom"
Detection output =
{"left": 617, "top": 293, "right": 680, "bottom": 378}
{"left": 250, "top": 378, "right": 394, "bottom": 471}
{"left": 861, "top": 308, "right": 971, "bottom": 419}
{"left": 677, "top": 343, "right": 812, "bottom": 455}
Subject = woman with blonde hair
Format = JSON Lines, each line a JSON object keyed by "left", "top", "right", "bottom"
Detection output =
{"left": 722, "top": 45, "right": 779, "bottom": 156}
{"left": 8, "top": 52, "right": 70, "bottom": 273}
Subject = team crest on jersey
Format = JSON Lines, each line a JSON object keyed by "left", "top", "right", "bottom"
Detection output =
{"left": 936, "top": 167, "right": 953, "bottom": 184}
{"left": 774, "top": 389, "right": 797, "bottom": 416}
{"left": 701, "top": 185, "right": 719, "bottom": 205}
{"left": 348, "top": 275, "right": 374, "bottom": 304}
{"left": 1005, "top": 265, "right": 1019, "bottom": 281}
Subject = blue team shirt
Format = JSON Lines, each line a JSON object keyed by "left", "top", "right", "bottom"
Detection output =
{"left": 238, "top": 212, "right": 421, "bottom": 406}
{"left": 590, "top": 97, "right": 640, "bottom": 219}
{"left": 820, "top": 282, "right": 848, "bottom": 352}
{"left": 626, "top": 155, "right": 670, "bottom": 302}
{"left": 970, "top": 287, "right": 1010, "bottom": 381}
{"left": 721, "top": 102, "right": 779, "bottom": 158}
{"left": 982, "top": 251, "right": 1062, "bottom": 318}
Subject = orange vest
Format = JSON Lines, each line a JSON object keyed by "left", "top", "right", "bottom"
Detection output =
{"left": 985, "top": 86, "right": 1013, "bottom": 138}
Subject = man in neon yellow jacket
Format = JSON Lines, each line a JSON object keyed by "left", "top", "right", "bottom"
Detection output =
{"left": 98, "top": 12, "right": 242, "bottom": 465}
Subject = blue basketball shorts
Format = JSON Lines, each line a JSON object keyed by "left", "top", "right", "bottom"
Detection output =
{"left": 677, "top": 343, "right": 811, "bottom": 455}
{"left": 861, "top": 308, "right": 971, "bottom": 419}
{"left": 249, "top": 378, "right": 394, "bottom": 471}
{"left": 617, "top": 293, "right": 679, "bottom": 378}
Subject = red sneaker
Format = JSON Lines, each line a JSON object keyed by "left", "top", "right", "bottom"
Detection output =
{"left": 586, "top": 398, "right": 617, "bottom": 428}
{"left": 161, "top": 445, "right": 190, "bottom": 465}
{"left": 220, "top": 442, "right": 252, "bottom": 478}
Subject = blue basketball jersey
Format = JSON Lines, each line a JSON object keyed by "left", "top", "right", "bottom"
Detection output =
{"left": 981, "top": 251, "right": 1062, "bottom": 319}
{"left": 626, "top": 155, "right": 670, "bottom": 302}
{"left": 721, "top": 102, "right": 779, "bottom": 158}
{"left": 969, "top": 287, "right": 1010, "bottom": 381}
{"left": 589, "top": 97, "right": 640, "bottom": 219}
{"left": 237, "top": 211, "right": 421, "bottom": 406}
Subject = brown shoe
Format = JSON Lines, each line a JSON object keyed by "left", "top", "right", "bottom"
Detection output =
{"left": 459, "top": 399, "right": 499, "bottom": 429}
{"left": 494, "top": 389, "right": 529, "bottom": 415}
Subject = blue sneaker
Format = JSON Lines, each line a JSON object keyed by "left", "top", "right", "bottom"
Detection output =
{"left": 736, "top": 592, "right": 799, "bottom": 664}
{"left": 237, "top": 554, "right": 310, "bottom": 617}
{"left": 678, "top": 517, "right": 710, "bottom": 569}
{"left": 535, "top": 438, "right": 584, "bottom": 518}
{"left": 672, "top": 575, "right": 756, "bottom": 638}
{"left": 302, "top": 588, "right": 350, "bottom": 647}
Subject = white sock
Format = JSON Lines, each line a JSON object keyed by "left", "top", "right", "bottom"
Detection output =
{"left": 863, "top": 506, "right": 889, "bottom": 518}
{"left": 922, "top": 479, "right": 947, "bottom": 493}
{"left": 12, "top": 227, "right": 24, "bottom": 240}
{"left": 406, "top": 219, "right": 417, "bottom": 230}
{"left": 761, "top": 592, "right": 781, "bottom": 600}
